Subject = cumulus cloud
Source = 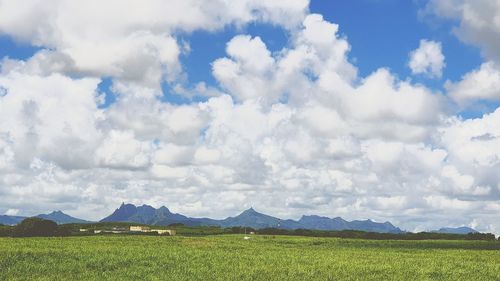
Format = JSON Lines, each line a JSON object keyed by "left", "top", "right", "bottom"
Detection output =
{"left": 424, "top": 0, "right": 500, "bottom": 62}
{"left": 424, "top": 0, "right": 500, "bottom": 106}
{"left": 0, "top": 0, "right": 309, "bottom": 87}
{"left": 0, "top": 1, "right": 498, "bottom": 233}
{"left": 446, "top": 62, "right": 500, "bottom": 103}
{"left": 212, "top": 35, "right": 276, "bottom": 102}
{"left": 409, "top": 39, "right": 445, "bottom": 78}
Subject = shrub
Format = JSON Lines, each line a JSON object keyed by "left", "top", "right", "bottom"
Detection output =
{"left": 0, "top": 225, "right": 13, "bottom": 237}
{"left": 13, "top": 217, "right": 59, "bottom": 237}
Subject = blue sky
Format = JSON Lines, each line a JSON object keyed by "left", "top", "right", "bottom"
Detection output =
{"left": 0, "top": 35, "right": 40, "bottom": 60}
{"left": 171, "top": 1, "right": 482, "bottom": 102}
{"left": 0, "top": 0, "right": 489, "bottom": 114}
{"left": 162, "top": 0, "right": 487, "bottom": 117}
{"left": 311, "top": 0, "right": 482, "bottom": 80}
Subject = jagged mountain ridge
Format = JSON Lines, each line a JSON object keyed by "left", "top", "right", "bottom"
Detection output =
{"left": 100, "top": 203, "right": 216, "bottom": 226}
{"left": 2, "top": 204, "right": 479, "bottom": 235}
{"left": 100, "top": 203, "right": 403, "bottom": 233}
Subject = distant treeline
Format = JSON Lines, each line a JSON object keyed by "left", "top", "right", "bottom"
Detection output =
{"left": 171, "top": 226, "right": 498, "bottom": 241}
{"left": 255, "top": 228, "right": 497, "bottom": 241}
{"left": 1, "top": 221, "right": 498, "bottom": 241}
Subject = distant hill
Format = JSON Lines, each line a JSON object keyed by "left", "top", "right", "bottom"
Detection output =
{"left": 349, "top": 219, "right": 402, "bottom": 233}
{"left": 4, "top": 204, "right": 479, "bottom": 235}
{"left": 433, "top": 227, "right": 478, "bottom": 235}
{"left": 36, "top": 211, "right": 92, "bottom": 224}
{"left": 99, "top": 203, "right": 403, "bottom": 233}
{"left": 298, "top": 215, "right": 349, "bottom": 230}
{"left": 297, "top": 215, "right": 402, "bottom": 233}
{"left": 219, "top": 208, "right": 302, "bottom": 229}
{"left": 100, "top": 203, "right": 216, "bottom": 226}
{"left": 1, "top": 211, "right": 91, "bottom": 225}
{"left": 0, "top": 215, "right": 26, "bottom": 226}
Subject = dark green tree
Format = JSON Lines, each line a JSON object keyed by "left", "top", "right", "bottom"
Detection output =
{"left": 0, "top": 225, "right": 13, "bottom": 237}
{"left": 13, "top": 217, "right": 59, "bottom": 237}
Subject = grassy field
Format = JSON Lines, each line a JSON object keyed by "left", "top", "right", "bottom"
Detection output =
{"left": 1, "top": 235, "right": 499, "bottom": 280}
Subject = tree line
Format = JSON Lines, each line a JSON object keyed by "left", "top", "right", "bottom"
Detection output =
{"left": 1, "top": 220, "right": 498, "bottom": 241}
{"left": 256, "top": 228, "right": 497, "bottom": 241}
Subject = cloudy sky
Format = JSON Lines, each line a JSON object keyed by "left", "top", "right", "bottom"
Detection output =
{"left": 0, "top": 0, "right": 499, "bottom": 233}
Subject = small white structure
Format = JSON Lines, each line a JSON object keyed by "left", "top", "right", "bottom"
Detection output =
{"left": 130, "top": 226, "right": 176, "bottom": 236}
{"left": 79, "top": 229, "right": 88, "bottom": 232}
{"left": 130, "top": 226, "right": 151, "bottom": 232}
{"left": 152, "top": 229, "right": 176, "bottom": 236}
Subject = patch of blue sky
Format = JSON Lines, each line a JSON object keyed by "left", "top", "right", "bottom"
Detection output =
{"left": 162, "top": 22, "right": 289, "bottom": 105}
{"left": 96, "top": 78, "right": 116, "bottom": 109}
{"left": 310, "top": 0, "right": 482, "bottom": 84}
{"left": 178, "top": 22, "right": 288, "bottom": 86}
{"left": 310, "top": 0, "right": 492, "bottom": 118}
{"left": 159, "top": 83, "right": 210, "bottom": 105}
{"left": 0, "top": 35, "right": 41, "bottom": 61}
{"left": 458, "top": 101, "right": 500, "bottom": 119}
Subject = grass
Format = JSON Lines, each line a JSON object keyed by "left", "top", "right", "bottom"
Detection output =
{"left": 1, "top": 235, "right": 499, "bottom": 280}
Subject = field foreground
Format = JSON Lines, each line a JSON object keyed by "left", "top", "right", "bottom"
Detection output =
{"left": 1, "top": 235, "right": 499, "bottom": 280}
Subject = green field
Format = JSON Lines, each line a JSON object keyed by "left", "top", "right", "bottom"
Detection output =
{"left": 1, "top": 235, "right": 499, "bottom": 280}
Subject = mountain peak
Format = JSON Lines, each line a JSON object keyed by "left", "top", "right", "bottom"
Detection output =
{"left": 119, "top": 203, "right": 137, "bottom": 208}
{"left": 36, "top": 210, "right": 90, "bottom": 224}
{"left": 240, "top": 207, "right": 259, "bottom": 215}
{"left": 97, "top": 202, "right": 403, "bottom": 233}
{"left": 100, "top": 203, "right": 138, "bottom": 222}
{"left": 158, "top": 206, "right": 171, "bottom": 213}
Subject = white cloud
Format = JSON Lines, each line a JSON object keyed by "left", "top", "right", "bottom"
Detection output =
{"left": 424, "top": 0, "right": 500, "bottom": 63}
{"left": 409, "top": 39, "right": 445, "bottom": 78}
{"left": 5, "top": 209, "right": 19, "bottom": 216}
{"left": 213, "top": 35, "right": 276, "bottom": 102}
{"left": 0, "top": 2, "right": 499, "bottom": 233}
{"left": 193, "top": 147, "right": 221, "bottom": 165}
{"left": 446, "top": 62, "right": 500, "bottom": 103}
{"left": 0, "top": 0, "right": 309, "bottom": 87}
{"left": 0, "top": 69, "right": 102, "bottom": 170}
{"left": 95, "top": 130, "right": 152, "bottom": 169}
{"left": 424, "top": 0, "right": 500, "bottom": 105}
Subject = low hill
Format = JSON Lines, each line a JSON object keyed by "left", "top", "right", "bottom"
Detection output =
{"left": 0, "top": 215, "right": 26, "bottom": 226}
{"left": 433, "top": 227, "right": 478, "bottom": 235}
{"left": 36, "top": 211, "right": 92, "bottom": 224}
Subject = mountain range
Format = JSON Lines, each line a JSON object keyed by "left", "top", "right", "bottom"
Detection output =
{"left": 101, "top": 203, "right": 406, "bottom": 233}
{"left": 0, "top": 203, "right": 480, "bottom": 234}
{"left": 433, "top": 227, "right": 479, "bottom": 235}
{"left": 0, "top": 211, "right": 91, "bottom": 225}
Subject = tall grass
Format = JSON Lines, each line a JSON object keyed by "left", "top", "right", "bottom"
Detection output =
{"left": 1, "top": 235, "right": 499, "bottom": 280}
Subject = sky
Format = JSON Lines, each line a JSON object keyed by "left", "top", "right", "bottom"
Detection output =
{"left": 0, "top": 0, "right": 499, "bottom": 233}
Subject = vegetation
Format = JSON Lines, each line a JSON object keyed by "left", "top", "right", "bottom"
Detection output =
{"left": 0, "top": 235, "right": 499, "bottom": 280}
{"left": 257, "top": 228, "right": 497, "bottom": 241}
{"left": 3, "top": 220, "right": 499, "bottom": 241}
{"left": 0, "top": 224, "right": 12, "bottom": 237}
{"left": 61, "top": 223, "right": 500, "bottom": 241}
{"left": 12, "top": 217, "right": 71, "bottom": 237}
